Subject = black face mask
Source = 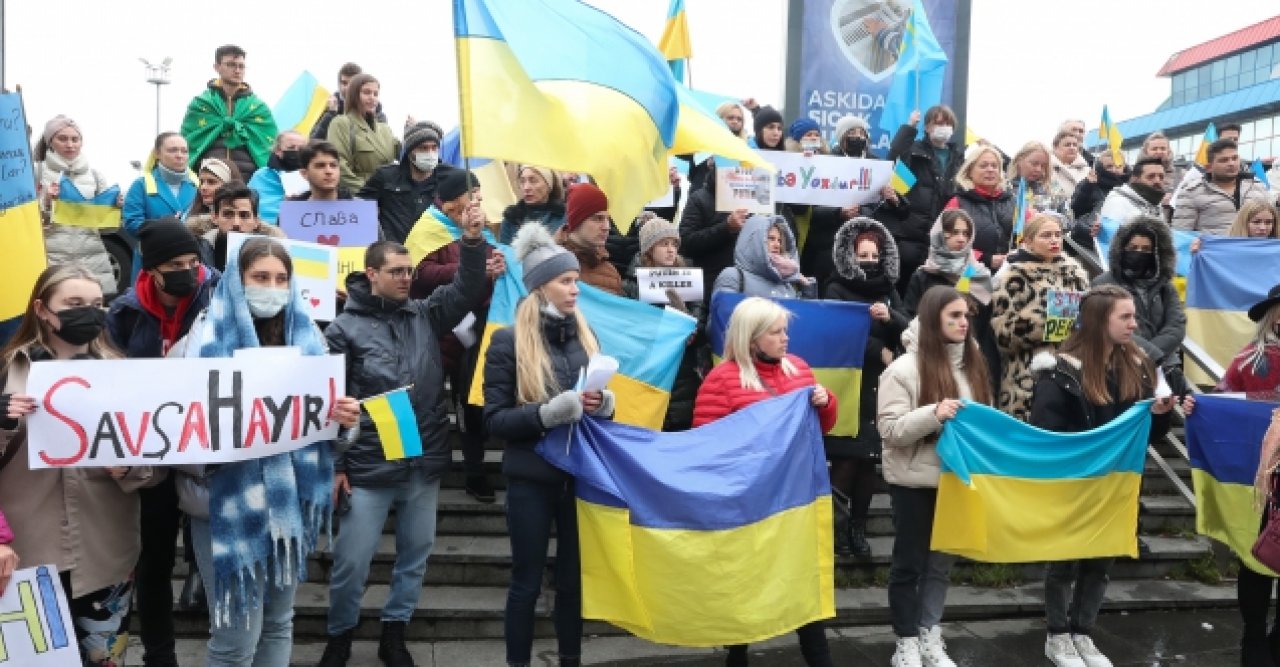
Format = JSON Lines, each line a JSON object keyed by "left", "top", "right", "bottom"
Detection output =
{"left": 158, "top": 267, "right": 198, "bottom": 297}
{"left": 1120, "top": 249, "right": 1156, "bottom": 276}
{"left": 50, "top": 306, "right": 106, "bottom": 345}
{"left": 278, "top": 149, "right": 302, "bottom": 172}
{"left": 844, "top": 137, "right": 867, "bottom": 156}
{"left": 858, "top": 260, "right": 883, "bottom": 278}
{"left": 1130, "top": 182, "right": 1165, "bottom": 206}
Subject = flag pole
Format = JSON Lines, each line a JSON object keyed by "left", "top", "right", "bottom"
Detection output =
{"left": 452, "top": 1, "right": 475, "bottom": 205}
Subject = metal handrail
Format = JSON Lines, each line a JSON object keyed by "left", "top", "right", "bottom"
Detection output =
{"left": 1182, "top": 336, "right": 1226, "bottom": 384}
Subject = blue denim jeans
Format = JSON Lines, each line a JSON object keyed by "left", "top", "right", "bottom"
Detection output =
{"left": 504, "top": 478, "right": 581, "bottom": 664}
{"left": 189, "top": 517, "right": 297, "bottom": 667}
{"left": 327, "top": 468, "right": 441, "bottom": 634}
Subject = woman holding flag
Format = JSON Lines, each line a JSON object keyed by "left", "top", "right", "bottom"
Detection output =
{"left": 484, "top": 223, "right": 615, "bottom": 667}
{"left": 1028, "top": 284, "right": 1189, "bottom": 667}
{"left": 878, "top": 285, "right": 991, "bottom": 667}
{"left": 176, "top": 238, "right": 361, "bottom": 666}
{"left": 692, "top": 296, "right": 836, "bottom": 666}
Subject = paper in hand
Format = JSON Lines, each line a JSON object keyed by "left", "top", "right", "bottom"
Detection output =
{"left": 1154, "top": 367, "right": 1173, "bottom": 399}
{"left": 581, "top": 354, "right": 619, "bottom": 393}
{"left": 453, "top": 312, "right": 478, "bottom": 349}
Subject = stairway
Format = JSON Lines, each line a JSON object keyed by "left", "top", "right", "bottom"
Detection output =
{"left": 158, "top": 427, "right": 1231, "bottom": 644}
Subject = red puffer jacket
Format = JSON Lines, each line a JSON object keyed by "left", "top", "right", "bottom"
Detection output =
{"left": 692, "top": 354, "right": 838, "bottom": 433}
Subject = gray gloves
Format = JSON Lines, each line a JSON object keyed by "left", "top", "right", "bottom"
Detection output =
{"left": 590, "top": 389, "right": 616, "bottom": 418}
{"left": 539, "top": 390, "right": 583, "bottom": 429}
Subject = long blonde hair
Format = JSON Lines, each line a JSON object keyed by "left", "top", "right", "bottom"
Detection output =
{"left": 1228, "top": 200, "right": 1280, "bottom": 239}
{"left": 1237, "top": 301, "right": 1280, "bottom": 378}
{"left": 716, "top": 101, "right": 748, "bottom": 140}
{"left": 514, "top": 291, "right": 600, "bottom": 404}
{"left": 1006, "top": 141, "right": 1051, "bottom": 185}
{"left": 1, "top": 264, "right": 120, "bottom": 365}
{"left": 722, "top": 297, "right": 797, "bottom": 392}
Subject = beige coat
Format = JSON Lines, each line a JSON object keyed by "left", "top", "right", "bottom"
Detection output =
{"left": 876, "top": 321, "right": 976, "bottom": 488}
{"left": 1171, "top": 176, "right": 1271, "bottom": 235}
{"left": 0, "top": 349, "right": 158, "bottom": 596}
{"left": 1050, "top": 154, "right": 1090, "bottom": 201}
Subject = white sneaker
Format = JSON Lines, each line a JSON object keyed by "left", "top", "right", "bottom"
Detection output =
{"left": 1070, "top": 634, "right": 1113, "bottom": 667}
{"left": 891, "top": 636, "right": 923, "bottom": 667}
{"left": 1044, "top": 633, "right": 1086, "bottom": 667}
{"left": 917, "top": 626, "right": 957, "bottom": 667}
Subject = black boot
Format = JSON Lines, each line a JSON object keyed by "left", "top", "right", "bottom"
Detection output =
{"left": 559, "top": 656, "right": 581, "bottom": 667}
{"left": 1244, "top": 634, "right": 1278, "bottom": 667}
{"left": 378, "top": 621, "right": 415, "bottom": 667}
{"left": 177, "top": 570, "right": 206, "bottom": 612}
{"left": 1269, "top": 626, "right": 1280, "bottom": 666}
{"left": 317, "top": 629, "right": 354, "bottom": 667}
{"left": 466, "top": 474, "right": 496, "bottom": 503}
{"left": 833, "top": 514, "right": 852, "bottom": 557}
{"left": 849, "top": 520, "right": 872, "bottom": 562}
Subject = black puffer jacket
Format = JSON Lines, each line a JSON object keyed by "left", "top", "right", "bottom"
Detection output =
{"left": 679, "top": 180, "right": 735, "bottom": 303}
{"left": 484, "top": 313, "right": 590, "bottom": 483}
{"left": 358, "top": 163, "right": 456, "bottom": 244}
{"left": 325, "top": 240, "right": 487, "bottom": 486}
{"left": 1090, "top": 217, "right": 1185, "bottom": 367}
{"left": 1029, "top": 352, "right": 1171, "bottom": 439}
{"left": 951, "top": 187, "right": 1013, "bottom": 269}
{"left": 879, "top": 125, "right": 962, "bottom": 284}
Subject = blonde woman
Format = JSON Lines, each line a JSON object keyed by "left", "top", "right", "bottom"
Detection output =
{"left": 1191, "top": 199, "right": 1280, "bottom": 252}
{"left": 483, "top": 224, "right": 615, "bottom": 667}
{"left": 944, "top": 145, "right": 1014, "bottom": 271}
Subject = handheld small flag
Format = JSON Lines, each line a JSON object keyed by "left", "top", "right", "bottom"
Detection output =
{"left": 956, "top": 262, "right": 977, "bottom": 293}
{"left": 1011, "top": 177, "right": 1029, "bottom": 244}
{"left": 1253, "top": 158, "right": 1270, "bottom": 189}
{"left": 362, "top": 387, "right": 423, "bottom": 461}
{"left": 658, "top": 0, "right": 691, "bottom": 84}
{"left": 273, "top": 71, "right": 330, "bottom": 137}
{"left": 1098, "top": 105, "right": 1124, "bottom": 166}
{"left": 289, "top": 243, "right": 335, "bottom": 281}
{"left": 890, "top": 159, "right": 917, "bottom": 195}
{"left": 1195, "top": 122, "right": 1218, "bottom": 168}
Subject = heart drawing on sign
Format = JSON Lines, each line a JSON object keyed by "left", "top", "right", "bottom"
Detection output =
{"left": 310, "top": 297, "right": 321, "bottom": 307}
{"left": 316, "top": 234, "right": 340, "bottom": 246}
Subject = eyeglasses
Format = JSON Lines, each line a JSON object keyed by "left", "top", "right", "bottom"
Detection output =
{"left": 383, "top": 267, "right": 413, "bottom": 278}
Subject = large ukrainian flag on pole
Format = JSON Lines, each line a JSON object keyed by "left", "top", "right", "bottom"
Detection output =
{"left": 272, "top": 71, "right": 330, "bottom": 137}
{"left": 932, "top": 400, "right": 1152, "bottom": 562}
{"left": 1186, "top": 395, "right": 1277, "bottom": 576}
{"left": 1186, "top": 237, "right": 1280, "bottom": 376}
{"left": 658, "top": 0, "right": 692, "bottom": 84}
{"left": 0, "top": 91, "right": 45, "bottom": 343}
{"left": 537, "top": 389, "right": 835, "bottom": 646}
{"left": 877, "top": 0, "right": 948, "bottom": 136}
{"left": 708, "top": 293, "right": 870, "bottom": 437}
{"left": 453, "top": 0, "right": 679, "bottom": 233}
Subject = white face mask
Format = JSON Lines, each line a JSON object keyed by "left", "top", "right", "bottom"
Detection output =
{"left": 930, "top": 126, "right": 954, "bottom": 144}
{"left": 244, "top": 286, "right": 290, "bottom": 319}
{"left": 412, "top": 151, "right": 440, "bottom": 172}
{"left": 801, "top": 139, "right": 822, "bottom": 152}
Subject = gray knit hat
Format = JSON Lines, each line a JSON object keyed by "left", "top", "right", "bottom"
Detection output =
{"left": 834, "top": 114, "right": 870, "bottom": 141}
{"left": 513, "top": 223, "right": 579, "bottom": 292}
{"left": 639, "top": 217, "right": 679, "bottom": 257}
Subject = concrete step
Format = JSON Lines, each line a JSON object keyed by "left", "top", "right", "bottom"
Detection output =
{"left": 156, "top": 579, "right": 1235, "bottom": 642}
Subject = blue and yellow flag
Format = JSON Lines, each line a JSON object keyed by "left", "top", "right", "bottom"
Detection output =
{"left": 0, "top": 92, "right": 45, "bottom": 343}
{"left": 890, "top": 158, "right": 917, "bottom": 195}
{"left": 1011, "top": 176, "right": 1030, "bottom": 243}
{"left": 658, "top": 0, "right": 691, "bottom": 84}
{"left": 273, "top": 71, "right": 330, "bottom": 137}
{"left": 537, "top": 388, "right": 834, "bottom": 647}
{"left": 707, "top": 293, "right": 869, "bottom": 437}
{"left": 1195, "top": 122, "right": 1218, "bottom": 168}
{"left": 1186, "top": 395, "right": 1277, "bottom": 575}
{"left": 363, "top": 387, "right": 423, "bottom": 461}
{"left": 52, "top": 182, "right": 122, "bottom": 230}
{"left": 464, "top": 250, "right": 696, "bottom": 430}
{"left": 878, "top": 0, "right": 948, "bottom": 135}
{"left": 1253, "top": 158, "right": 1271, "bottom": 190}
{"left": 932, "top": 400, "right": 1152, "bottom": 562}
{"left": 1098, "top": 105, "right": 1125, "bottom": 166}
{"left": 1097, "top": 216, "right": 1197, "bottom": 277}
{"left": 1186, "top": 237, "right": 1280, "bottom": 377}
{"left": 453, "top": 0, "right": 679, "bottom": 233}
{"left": 671, "top": 85, "right": 767, "bottom": 168}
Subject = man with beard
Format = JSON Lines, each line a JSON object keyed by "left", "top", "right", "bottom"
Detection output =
{"left": 555, "top": 183, "right": 624, "bottom": 295}
{"left": 195, "top": 184, "right": 286, "bottom": 271}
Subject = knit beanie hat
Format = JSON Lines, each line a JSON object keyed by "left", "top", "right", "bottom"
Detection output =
{"left": 564, "top": 183, "right": 608, "bottom": 232}
{"left": 752, "top": 106, "right": 783, "bottom": 144}
{"left": 834, "top": 114, "right": 870, "bottom": 141}
{"left": 198, "top": 158, "right": 233, "bottom": 185}
{"left": 639, "top": 217, "right": 679, "bottom": 257}
{"left": 788, "top": 117, "right": 820, "bottom": 141}
{"left": 437, "top": 169, "right": 480, "bottom": 202}
{"left": 402, "top": 122, "right": 441, "bottom": 160}
{"left": 42, "top": 115, "right": 79, "bottom": 146}
{"left": 513, "top": 223, "right": 579, "bottom": 292}
{"left": 140, "top": 220, "right": 200, "bottom": 269}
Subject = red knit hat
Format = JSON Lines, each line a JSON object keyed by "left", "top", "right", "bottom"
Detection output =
{"left": 565, "top": 183, "right": 609, "bottom": 232}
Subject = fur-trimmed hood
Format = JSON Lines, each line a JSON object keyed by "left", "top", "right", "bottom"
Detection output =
{"left": 1106, "top": 215, "right": 1175, "bottom": 283}
{"left": 832, "top": 216, "right": 901, "bottom": 283}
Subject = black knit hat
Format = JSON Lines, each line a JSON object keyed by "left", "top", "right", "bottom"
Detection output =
{"left": 437, "top": 169, "right": 480, "bottom": 202}
{"left": 140, "top": 220, "right": 200, "bottom": 269}
{"left": 753, "top": 106, "right": 784, "bottom": 147}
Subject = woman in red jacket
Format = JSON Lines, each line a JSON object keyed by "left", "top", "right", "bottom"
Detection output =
{"left": 692, "top": 296, "right": 837, "bottom": 667}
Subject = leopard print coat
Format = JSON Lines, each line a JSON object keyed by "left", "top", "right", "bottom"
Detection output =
{"left": 990, "top": 255, "right": 1089, "bottom": 421}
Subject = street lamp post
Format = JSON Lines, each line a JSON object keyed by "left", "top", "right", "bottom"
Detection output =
{"left": 140, "top": 57, "right": 172, "bottom": 137}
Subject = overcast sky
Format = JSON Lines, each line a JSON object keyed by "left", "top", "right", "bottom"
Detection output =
{"left": 7, "top": 1, "right": 1278, "bottom": 187}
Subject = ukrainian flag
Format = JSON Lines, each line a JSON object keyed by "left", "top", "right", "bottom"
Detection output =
{"left": 1186, "top": 237, "right": 1280, "bottom": 378}
{"left": 1195, "top": 122, "right": 1218, "bottom": 168}
{"left": 658, "top": 0, "right": 692, "bottom": 84}
{"left": 288, "top": 243, "right": 335, "bottom": 281}
{"left": 51, "top": 183, "right": 122, "bottom": 230}
{"left": 890, "top": 158, "right": 917, "bottom": 195}
{"left": 536, "top": 388, "right": 835, "bottom": 646}
{"left": 671, "top": 85, "right": 767, "bottom": 168}
{"left": 453, "top": 0, "right": 679, "bottom": 233}
{"left": 1186, "top": 394, "right": 1277, "bottom": 575}
{"left": 877, "top": 0, "right": 948, "bottom": 136}
{"left": 363, "top": 387, "right": 423, "bottom": 461}
{"left": 0, "top": 92, "right": 45, "bottom": 342}
{"left": 273, "top": 71, "right": 330, "bottom": 137}
{"left": 1011, "top": 176, "right": 1029, "bottom": 241}
{"left": 1099, "top": 105, "right": 1125, "bottom": 166}
{"left": 932, "top": 400, "right": 1152, "bottom": 562}
{"left": 1098, "top": 216, "right": 1198, "bottom": 277}
{"left": 707, "top": 293, "right": 870, "bottom": 438}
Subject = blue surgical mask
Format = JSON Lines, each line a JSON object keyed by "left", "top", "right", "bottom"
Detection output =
{"left": 244, "top": 286, "right": 290, "bottom": 319}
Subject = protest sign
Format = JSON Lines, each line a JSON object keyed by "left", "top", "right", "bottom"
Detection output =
{"left": 26, "top": 351, "right": 345, "bottom": 468}
{"left": 1044, "top": 288, "right": 1084, "bottom": 342}
{"left": 636, "top": 267, "right": 704, "bottom": 304}
{"left": 763, "top": 153, "right": 892, "bottom": 206}
{"left": 715, "top": 166, "right": 774, "bottom": 214}
{"left": 0, "top": 91, "right": 45, "bottom": 338}
{"left": 0, "top": 565, "right": 79, "bottom": 666}
{"left": 228, "top": 233, "right": 338, "bottom": 320}
{"left": 276, "top": 199, "right": 378, "bottom": 249}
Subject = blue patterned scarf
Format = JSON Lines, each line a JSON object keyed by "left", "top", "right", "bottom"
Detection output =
{"left": 187, "top": 244, "right": 333, "bottom": 627}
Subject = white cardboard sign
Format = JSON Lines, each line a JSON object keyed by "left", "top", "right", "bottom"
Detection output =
{"left": 715, "top": 166, "right": 775, "bottom": 214}
{"left": 636, "top": 267, "right": 705, "bottom": 304}
{"left": 763, "top": 152, "right": 893, "bottom": 206}
{"left": 0, "top": 565, "right": 80, "bottom": 666}
{"left": 228, "top": 233, "right": 339, "bottom": 321}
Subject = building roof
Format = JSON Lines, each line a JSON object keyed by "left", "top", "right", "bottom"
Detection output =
{"left": 1157, "top": 15, "right": 1280, "bottom": 76}
{"left": 1086, "top": 76, "right": 1280, "bottom": 148}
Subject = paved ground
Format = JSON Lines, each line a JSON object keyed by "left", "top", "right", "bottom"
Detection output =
{"left": 126, "top": 608, "right": 1250, "bottom": 665}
